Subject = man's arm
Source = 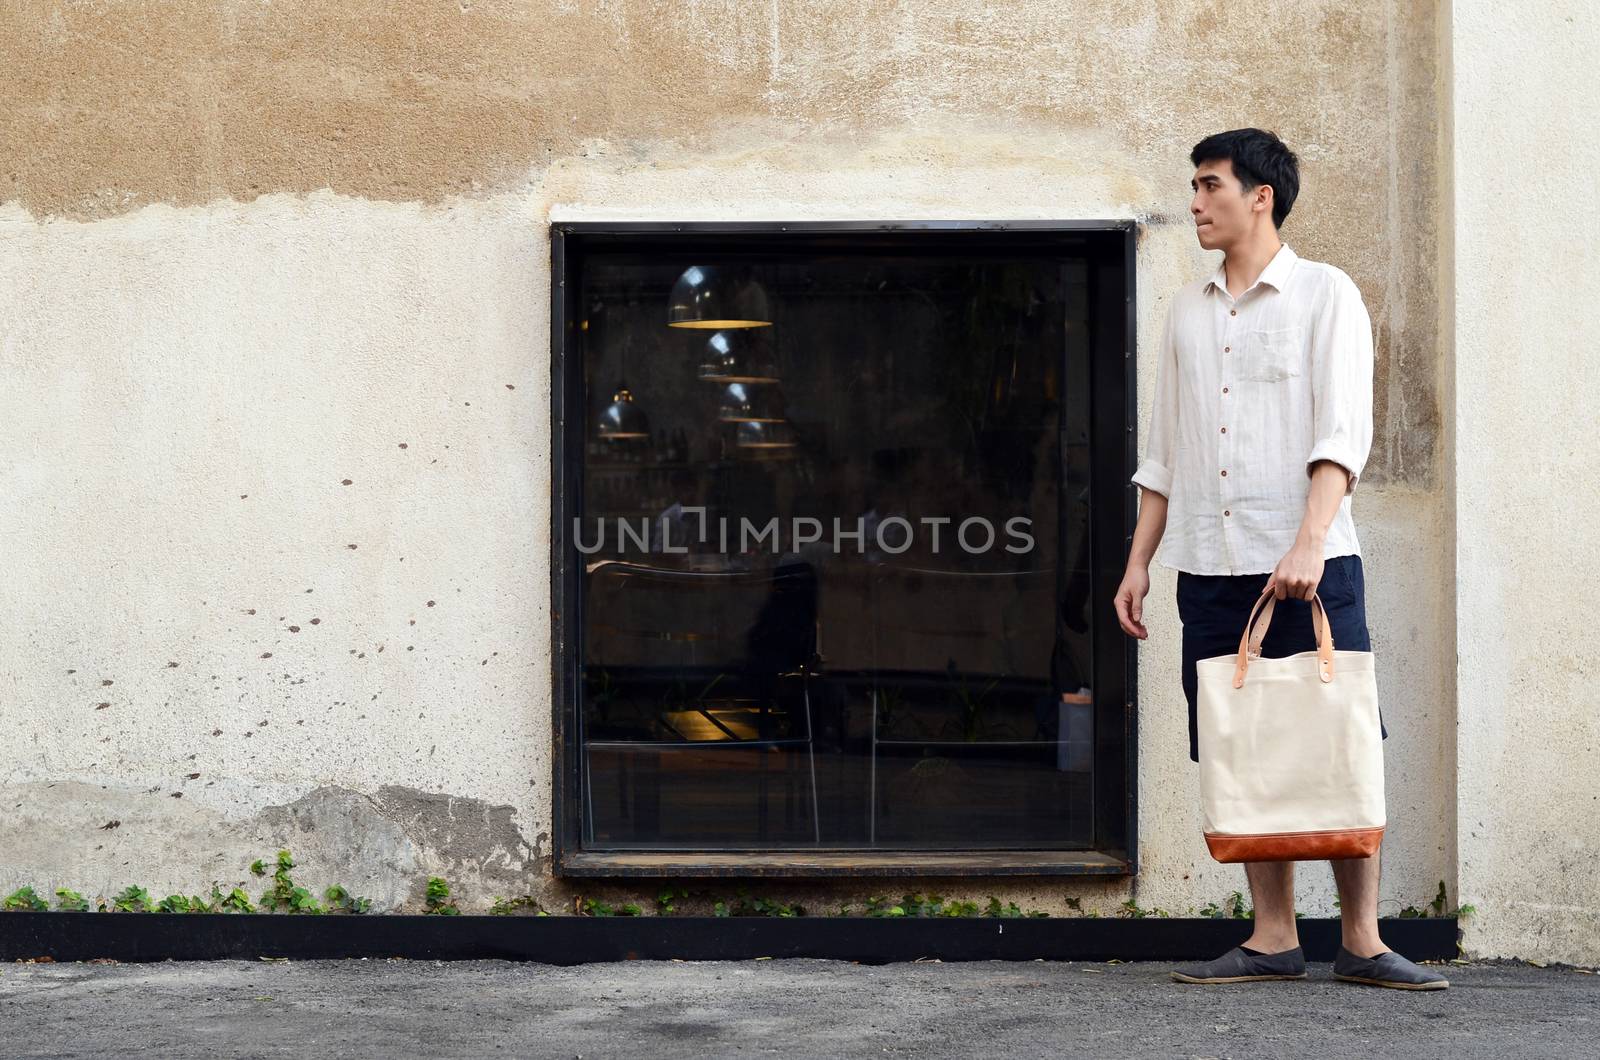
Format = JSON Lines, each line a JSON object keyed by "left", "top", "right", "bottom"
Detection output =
{"left": 1118, "top": 305, "right": 1178, "bottom": 637}
{"left": 1127, "top": 487, "right": 1168, "bottom": 568}
{"left": 1130, "top": 303, "right": 1180, "bottom": 502}
{"left": 1297, "top": 460, "right": 1355, "bottom": 548}
{"left": 1271, "top": 275, "right": 1376, "bottom": 600}
{"left": 1302, "top": 273, "right": 1375, "bottom": 500}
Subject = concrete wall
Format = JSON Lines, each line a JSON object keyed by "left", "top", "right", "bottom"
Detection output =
{"left": 1, "top": 1, "right": 1459, "bottom": 931}
{"left": 1447, "top": 0, "right": 1600, "bottom": 964}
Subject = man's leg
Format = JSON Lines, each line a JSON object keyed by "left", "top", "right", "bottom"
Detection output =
{"left": 1328, "top": 843, "right": 1450, "bottom": 988}
{"left": 1170, "top": 860, "right": 1306, "bottom": 982}
{"left": 1331, "top": 845, "right": 1386, "bottom": 957}
{"left": 1171, "top": 572, "right": 1308, "bottom": 983}
{"left": 1241, "top": 861, "right": 1300, "bottom": 952}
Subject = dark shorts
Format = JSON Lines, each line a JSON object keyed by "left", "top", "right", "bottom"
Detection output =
{"left": 1177, "top": 553, "right": 1387, "bottom": 764}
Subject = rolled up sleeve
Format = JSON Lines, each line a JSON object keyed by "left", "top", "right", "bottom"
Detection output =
{"left": 1131, "top": 304, "right": 1178, "bottom": 499}
{"left": 1305, "top": 275, "right": 1374, "bottom": 496}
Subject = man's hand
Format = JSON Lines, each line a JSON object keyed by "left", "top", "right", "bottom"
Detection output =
{"left": 1115, "top": 564, "right": 1151, "bottom": 639}
{"left": 1271, "top": 461, "right": 1349, "bottom": 600}
{"left": 1265, "top": 536, "right": 1325, "bottom": 601}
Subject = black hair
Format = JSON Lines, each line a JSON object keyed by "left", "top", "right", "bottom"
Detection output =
{"left": 1190, "top": 128, "right": 1300, "bottom": 229}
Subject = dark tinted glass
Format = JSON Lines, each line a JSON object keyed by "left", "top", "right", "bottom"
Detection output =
{"left": 575, "top": 248, "right": 1095, "bottom": 850}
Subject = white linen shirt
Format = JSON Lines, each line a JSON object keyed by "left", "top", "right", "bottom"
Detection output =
{"left": 1131, "top": 243, "right": 1374, "bottom": 575}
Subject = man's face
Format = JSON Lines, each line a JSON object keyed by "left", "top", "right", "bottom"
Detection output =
{"left": 1190, "top": 159, "right": 1267, "bottom": 249}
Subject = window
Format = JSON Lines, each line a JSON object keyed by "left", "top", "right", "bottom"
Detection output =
{"left": 551, "top": 221, "right": 1136, "bottom": 876}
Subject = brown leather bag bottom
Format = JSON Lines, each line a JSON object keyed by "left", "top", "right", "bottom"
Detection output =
{"left": 1204, "top": 826, "right": 1384, "bottom": 863}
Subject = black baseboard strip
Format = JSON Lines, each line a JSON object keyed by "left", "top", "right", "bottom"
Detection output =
{"left": 0, "top": 913, "right": 1457, "bottom": 965}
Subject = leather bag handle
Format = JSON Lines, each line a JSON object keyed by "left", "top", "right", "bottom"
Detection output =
{"left": 1247, "top": 589, "right": 1330, "bottom": 658}
{"left": 1232, "top": 584, "right": 1335, "bottom": 688}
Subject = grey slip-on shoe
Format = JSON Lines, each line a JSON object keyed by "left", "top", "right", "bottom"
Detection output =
{"left": 1170, "top": 945, "right": 1308, "bottom": 984}
{"left": 1332, "top": 946, "right": 1451, "bottom": 990}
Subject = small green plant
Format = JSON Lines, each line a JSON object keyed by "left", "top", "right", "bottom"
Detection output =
{"left": 1399, "top": 879, "right": 1473, "bottom": 919}
{"left": 156, "top": 894, "right": 207, "bottom": 913}
{"left": 489, "top": 895, "right": 548, "bottom": 916}
{"left": 712, "top": 887, "right": 804, "bottom": 918}
{"left": 944, "top": 661, "right": 1005, "bottom": 741}
{"left": 11, "top": 854, "right": 354, "bottom": 918}
{"left": 656, "top": 887, "right": 689, "bottom": 915}
{"left": 1400, "top": 881, "right": 1451, "bottom": 919}
{"left": 861, "top": 893, "right": 980, "bottom": 918}
{"left": 253, "top": 850, "right": 323, "bottom": 914}
{"left": 3, "top": 885, "right": 49, "bottom": 911}
{"left": 862, "top": 895, "right": 906, "bottom": 918}
{"left": 578, "top": 896, "right": 641, "bottom": 917}
{"left": 102, "top": 885, "right": 156, "bottom": 913}
{"left": 425, "top": 876, "right": 460, "bottom": 915}
{"left": 874, "top": 684, "right": 912, "bottom": 738}
{"left": 1199, "top": 894, "right": 1252, "bottom": 918}
{"left": 55, "top": 888, "right": 91, "bottom": 912}
{"left": 250, "top": 851, "right": 363, "bottom": 913}
{"left": 1118, "top": 898, "right": 1173, "bottom": 919}
{"left": 933, "top": 897, "right": 982, "bottom": 918}
{"left": 323, "top": 884, "right": 372, "bottom": 914}
{"left": 211, "top": 882, "right": 257, "bottom": 914}
{"left": 984, "top": 896, "right": 1048, "bottom": 919}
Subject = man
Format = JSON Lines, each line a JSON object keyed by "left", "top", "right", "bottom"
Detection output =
{"left": 1114, "top": 128, "right": 1447, "bottom": 990}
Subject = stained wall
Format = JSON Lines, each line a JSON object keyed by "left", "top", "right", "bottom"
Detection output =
{"left": 1, "top": 1, "right": 1470, "bottom": 939}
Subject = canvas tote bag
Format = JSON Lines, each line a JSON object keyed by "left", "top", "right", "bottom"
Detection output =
{"left": 1194, "top": 585, "right": 1385, "bottom": 862}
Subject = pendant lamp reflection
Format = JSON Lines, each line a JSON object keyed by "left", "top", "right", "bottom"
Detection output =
{"left": 591, "top": 295, "right": 654, "bottom": 442}
{"left": 716, "top": 382, "right": 787, "bottom": 423}
{"left": 697, "top": 329, "right": 780, "bottom": 383}
{"left": 734, "top": 419, "right": 797, "bottom": 450}
{"left": 668, "top": 266, "right": 772, "bottom": 329}
{"left": 597, "top": 383, "right": 651, "bottom": 439}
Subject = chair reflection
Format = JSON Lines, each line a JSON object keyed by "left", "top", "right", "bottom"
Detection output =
{"left": 581, "top": 558, "right": 822, "bottom": 847}
{"left": 864, "top": 562, "right": 1058, "bottom": 845}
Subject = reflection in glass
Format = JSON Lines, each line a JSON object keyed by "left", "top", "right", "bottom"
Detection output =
{"left": 579, "top": 250, "right": 1095, "bottom": 852}
{"left": 717, "top": 383, "right": 788, "bottom": 423}
{"left": 734, "top": 419, "right": 798, "bottom": 448}
{"left": 667, "top": 265, "right": 773, "bottom": 329}
{"left": 596, "top": 384, "right": 651, "bottom": 439}
{"left": 698, "top": 329, "right": 781, "bottom": 383}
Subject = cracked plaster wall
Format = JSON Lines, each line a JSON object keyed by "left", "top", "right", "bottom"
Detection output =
{"left": 0, "top": 0, "right": 1492, "bottom": 939}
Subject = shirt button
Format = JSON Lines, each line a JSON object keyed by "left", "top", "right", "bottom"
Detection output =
{"left": 1220, "top": 426, "right": 1226, "bottom": 433}
{"left": 1224, "top": 346, "right": 1231, "bottom": 352}
{"left": 1230, "top": 309, "right": 1237, "bottom": 316}
{"left": 1224, "top": 509, "right": 1231, "bottom": 516}
{"left": 1222, "top": 386, "right": 1229, "bottom": 393}
{"left": 1220, "top": 469, "right": 1227, "bottom": 476}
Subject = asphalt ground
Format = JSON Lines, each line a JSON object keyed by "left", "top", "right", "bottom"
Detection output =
{"left": 1, "top": 956, "right": 1593, "bottom": 1058}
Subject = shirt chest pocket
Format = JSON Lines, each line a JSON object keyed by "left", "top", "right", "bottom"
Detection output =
{"left": 1241, "top": 325, "right": 1304, "bottom": 383}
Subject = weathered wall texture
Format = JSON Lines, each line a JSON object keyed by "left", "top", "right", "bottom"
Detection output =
{"left": 1448, "top": 0, "right": 1600, "bottom": 964}
{"left": 0, "top": 0, "right": 1459, "bottom": 929}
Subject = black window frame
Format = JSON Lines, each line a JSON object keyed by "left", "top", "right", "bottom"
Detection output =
{"left": 549, "top": 220, "right": 1138, "bottom": 878}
